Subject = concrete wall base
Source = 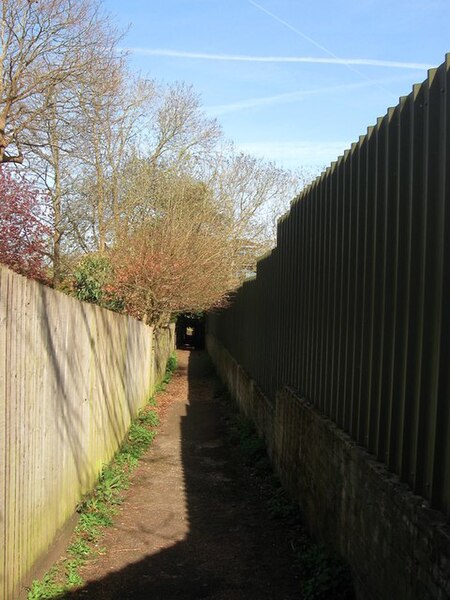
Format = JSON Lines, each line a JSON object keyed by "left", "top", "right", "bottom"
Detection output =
{"left": 207, "top": 333, "right": 450, "bottom": 600}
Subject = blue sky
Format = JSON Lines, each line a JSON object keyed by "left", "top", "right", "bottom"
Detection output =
{"left": 103, "top": 0, "right": 450, "bottom": 172}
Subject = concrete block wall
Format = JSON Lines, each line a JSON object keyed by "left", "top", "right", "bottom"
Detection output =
{"left": 207, "top": 333, "right": 450, "bottom": 600}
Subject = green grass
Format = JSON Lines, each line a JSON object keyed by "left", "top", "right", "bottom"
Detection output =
{"left": 27, "top": 353, "right": 177, "bottom": 599}
{"left": 27, "top": 569, "right": 66, "bottom": 600}
{"left": 166, "top": 352, "right": 177, "bottom": 374}
{"left": 155, "top": 352, "right": 178, "bottom": 393}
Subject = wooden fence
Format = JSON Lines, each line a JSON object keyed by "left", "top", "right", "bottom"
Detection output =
{"left": 0, "top": 266, "right": 174, "bottom": 599}
{"left": 208, "top": 53, "right": 450, "bottom": 520}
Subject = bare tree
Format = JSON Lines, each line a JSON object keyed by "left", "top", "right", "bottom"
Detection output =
{"left": 23, "top": 83, "right": 78, "bottom": 284}
{"left": 16, "top": 3, "right": 126, "bottom": 282}
{"left": 146, "top": 82, "right": 222, "bottom": 172}
{"left": 73, "top": 75, "right": 156, "bottom": 252}
{"left": 204, "top": 150, "right": 303, "bottom": 273}
{"left": 0, "top": 0, "right": 115, "bottom": 165}
{"left": 67, "top": 79, "right": 221, "bottom": 255}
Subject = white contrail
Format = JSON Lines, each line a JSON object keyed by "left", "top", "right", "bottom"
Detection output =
{"left": 246, "top": 0, "right": 408, "bottom": 97}
{"left": 247, "top": 0, "right": 344, "bottom": 59}
{"left": 126, "top": 48, "right": 431, "bottom": 71}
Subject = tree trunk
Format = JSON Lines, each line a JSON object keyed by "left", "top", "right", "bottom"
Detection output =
{"left": 0, "top": 106, "right": 23, "bottom": 164}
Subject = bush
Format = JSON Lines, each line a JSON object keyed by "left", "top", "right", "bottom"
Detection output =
{"left": 72, "top": 255, "right": 124, "bottom": 311}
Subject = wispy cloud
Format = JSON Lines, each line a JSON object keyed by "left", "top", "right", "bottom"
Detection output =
{"left": 236, "top": 140, "right": 351, "bottom": 168}
{"left": 205, "top": 75, "right": 415, "bottom": 116}
{"left": 127, "top": 48, "right": 432, "bottom": 71}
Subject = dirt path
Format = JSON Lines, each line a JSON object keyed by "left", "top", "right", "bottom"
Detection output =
{"left": 67, "top": 350, "right": 304, "bottom": 599}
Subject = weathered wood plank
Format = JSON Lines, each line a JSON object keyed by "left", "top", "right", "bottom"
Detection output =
{"left": 0, "top": 267, "right": 174, "bottom": 599}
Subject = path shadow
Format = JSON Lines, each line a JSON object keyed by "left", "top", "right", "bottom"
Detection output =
{"left": 59, "top": 350, "right": 303, "bottom": 600}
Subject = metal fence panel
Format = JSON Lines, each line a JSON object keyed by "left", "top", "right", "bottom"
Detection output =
{"left": 207, "top": 55, "right": 450, "bottom": 519}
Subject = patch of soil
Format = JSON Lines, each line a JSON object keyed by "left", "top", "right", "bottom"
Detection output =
{"left": 63, "top": 350, "right": 307, "bottom": 600}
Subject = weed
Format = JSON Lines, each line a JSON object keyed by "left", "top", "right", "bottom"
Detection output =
{"left": 97, "top": 466, "right": 127, "bottom": 503}
{"left": 224, "top": 394, "right": 354, "bottom": 600}
{"left": 153, "top": 354, "right": 177, "bottom": 393}
{"left": 166, "top": 352, "right": 178, "bottom": 373}
{"left": 267, "top": 486, "right": 298, "bottom": 519}
{"left": 122, "top": 423, "right": 156, "bottom": 461}
{"left": 161, "top": 353, "right": 178, "bottom": 387}
{"left": 65, "top": 560, "right": 83, "bottom": 587}
{"left": 76, "top": 514, "right": 102, "bottom": 543}
{"left": 115, "top": 451, "right": 138, "bottom": 469}
{"left": 229, "top": 417, "right": 266, "bottom": 465}
{"left": 27, "top": 355, "right": 174, "bottom": 600}
{"left": 138, "top": 408, "right": 159, "bottom": 427}
{"left": 79, "top": 504, "right": 113, "bottom": 529}
{"left": 299, "top": 545, "right": 354, "bottom": 600}
{"left": 67, "top": 539, "right": 91, "bottom": 559}
{"left": 130, "top": 422, "right": 155, "bottom": 443}
{"left": 27, "top": 569, "right": 65, "bottom": 599}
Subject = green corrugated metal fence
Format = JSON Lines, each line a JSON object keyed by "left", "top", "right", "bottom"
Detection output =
{"left": 208, "top": 54, "right": 450, "bottom": 519}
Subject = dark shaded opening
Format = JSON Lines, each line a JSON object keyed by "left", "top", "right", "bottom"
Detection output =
{"left": 176, "top": 314, "right": 205, "bottom": 349}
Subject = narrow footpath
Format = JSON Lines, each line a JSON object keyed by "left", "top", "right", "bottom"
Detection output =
{"left": 67, "top": 350, "right": 305, "bottom": 599}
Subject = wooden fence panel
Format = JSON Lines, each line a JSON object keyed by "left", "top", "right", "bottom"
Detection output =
{"left": 0, "top": 267, "right": 174, "bottom": 599}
